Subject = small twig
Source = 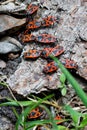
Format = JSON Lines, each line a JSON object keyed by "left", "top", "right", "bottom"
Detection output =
{"left": 0, "top": 96, "right": 8, "bottom": 100}
{"left": 0, "top": 81, "right": 16, "bottom": 101}
{"left": 6, "top": 83, "right": 17, "bottom": 101}
{"left": 27, "top": 96, "right": 61, "bottom": 110}
{"left": 0, "top": 82, "right": 23, "bottom": 109}
{"left": 0, "top": 0, "right": 15, "bottom": 5}
{"left": 0, "top": 82, "right": 8, "bottom": 87}
{"left": 27, "top": 97, "right": 37, "bottom": 102}
{"left": 67, "top": 121, "right": 72, "bottom": 129}
{"left": 43, "top": 100, "right": 61, "bottom": 110}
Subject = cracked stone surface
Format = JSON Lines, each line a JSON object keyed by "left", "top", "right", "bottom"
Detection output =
{"left": 7, "top": 0, "right": 87, "bottom": 96}
{"left": 0, "top": 15, "right": 26, "bottom": 35}
{"left": 0, "top": 116, "right": 14, "bottom": 130}
{"left": 7, "top": 56, "right": 60, "bottom": 96}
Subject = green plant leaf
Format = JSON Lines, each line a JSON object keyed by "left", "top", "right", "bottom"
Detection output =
{"left": 57, "top": 125, "right": 69, "bottom": 130}
{"left": 78, "top": 117, "right": 87, "bottom": 128}
{"left": 58, "top": 85, "right": 64, "bottom": 88}
{"left": 0, "top": 82, "right": 8, "bottom": 87}
{"left": 15, "top": 94, "right": 54, "bottom": 130}
{"left": 64, "top": 105, "right": 82, "bottom": 125}
{"left": 60, "top": 73, "right": 66, "bottom": 83}
{"left": 61, "top": 87, "right": 67, "bottom": 96}
{"left": 12, "top": 107, "right": 19, "bottom": 119}
{"left": 0, "top": 101, "right": 33, "bottom": 107}
{"left": 50, "top": 56, "right": 87, "bottom": 107}
{"left": 25, "top": 119, "right": 52, "bottom": 130}
{"left": 25, "top": 118, "right": 63, "bottom": 130}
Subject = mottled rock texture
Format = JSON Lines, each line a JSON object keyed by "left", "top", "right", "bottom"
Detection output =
{"left": 7, "top": 0, "right": 87, "bottom": 96}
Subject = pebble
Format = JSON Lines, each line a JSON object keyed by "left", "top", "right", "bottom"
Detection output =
{"left": 79, "top": 23, "right": 87, "bottom": 41}
{"left": 0, "top": 41, "right": 21, "bottom": 54}
{"left": 0, "top": 60, "right": 6, "bottom": 68}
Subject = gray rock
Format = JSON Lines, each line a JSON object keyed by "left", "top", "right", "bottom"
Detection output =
{"left": 0, "top": 15, "right": 26, "bottom": 35}
{"left": 79, "top": 23, "right": 87, "bottom": 41}
{"left": 0, "top": 41, "right": 21, "bottom": 54}
{"left": 0, "top": 36, "right": 22, "bottom": 54}
{"left": 81, "top": 0, "right": 87, "bottom": 6}
{"left": 7, "top": 58, "right": 60, "bottom": 96}
{"left": 1, "top": 37, "right": 23, "bottom": 49}
{"left": 0, "top": 2, "right": 26, "bottom": 12}
{"left": 57, "top": 0, "right": 81, "bottom": 12}
{"left": 0, "top": 115, "right": 23, "bottom": 130}
{"left": 0, "top": 2, "right": 16, "bottom": 11}
{"left": 6, "top": 0, "right": 87, "bottom": 96}
{"left": 0, "top": 60, "right": 6, "bottom": 68}
{"left": 72, "top": 43, "right": 87, "bottom": 80}
{"left": 0, "top": 115, "right": 14, "bottom": 130}
{"left": 22, "top": 0, "right": 31, "bottom": 4}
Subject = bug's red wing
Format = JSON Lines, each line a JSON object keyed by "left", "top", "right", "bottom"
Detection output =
{"left": 61, "top": 59, "right": 78, "bottom": 69}
{"left": 43, "top": 61, "right": 58, "bottom": 73}
{"left": 27, "top": 20, "right": 41, "bottom": 30}
{"left": 24, "top": 50, "right": 41, "bottom": 59}
{"left": 27, "top": 4, "right": 39, "bottom": 15}
{"left": 22, "top": 34, "right": 35, "bottom": 43}
{"left": 51, "top": 45, "right": 64, "bottom": 57}
{"left": 36, "top": 34, "right": 57, "bottom": 43}
{"left": 41, "top": 16, "right": 57, "bottom": 27}
{"left": 41, "top": 48, "right": 52, "bottom": 58}
{"left": 28, "top": 108, "right": 42, "bottom": 119}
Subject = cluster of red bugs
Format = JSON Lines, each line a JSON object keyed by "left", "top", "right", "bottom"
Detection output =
{"left": 26, "top": 15, "right": 57, "bottom": 30}
{"left": 22, "top": 33, "right": 57, "bottom": 43}
{"left": 28, "top": 107, "right": 63, "bottom": 125}
{"left": 20, "top": 3, "right": 78, "bottom": 74}
{"left": 20, "top": 3, "right": 78, "bottom": 120}
{"left": 26, "top": 4, "right": 58, "bottom": 30}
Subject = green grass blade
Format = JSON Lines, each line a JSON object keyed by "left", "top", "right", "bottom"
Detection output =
{"left": 64, "top": 105, "right": 82, "bottom": 124}
{"left": 40, "top": 105, "right": 58, "bottom": 130}
{"left": 0, "top": 102, "right": 19, "bottom": 107}
{"left": 25, "top": 119, "right": 52, "bottom": 130}
{"left": 25, "top": 118, "right": 68, "bottom": 130}
{"left": 51, "top": 56, "right": 87, "bottom": 107}
{"left": 0, "top": 82, "right": 8, "bottom": 87}
{"left": 12, "top": 107, "right": 19, "bottom": 119}
{"left": 57, "top": 125, "right": 69, "bottom": 130}
{"left": 78, "top": 117, "right": 87, "bottom": 128}
{"left": 0, "top": 100, "right": 34, "bottom": 107}
{"left": 15, "top": 94, "right": 54, "bottom": 130}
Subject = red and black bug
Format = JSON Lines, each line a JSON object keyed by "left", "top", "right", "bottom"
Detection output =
{"left": 35, "top": 33, "right": 57, "bottom": 44}
{"left": 54, "top": 115, "right": 63, "bottom": 125}
{"left": 27, "top": 4, "right": 39, "bottom": 15}
{"left": 61, "top": 59, "right": 78, "bottom": 69}
{"left": 28, "top": 107, "right": 42, "bottom": 119}
{"left": 51, "top": 45, "right": 64, "bottom": 57}
{"left": 43, "top": 61, "right": 58, "bottom": 73}
{"left": 24, "top": 49, "right": 41, "bottom": 59}
{"left": 41, "top": 45, "right": 64, "bottom": 58}
{"left": 41, "top": 16, "right": 57, "bottom": 27}
{"left": 27, "top": 20, "right": 41, "bottom": 30}
{"left": 22, "top": 34, "right": 35, "bottom": 43}
{"left": 18, "top": 3, "right": 78, "bottom": 75}
{"left": 41, "top": 47, "right": 52, "bottom": 58}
